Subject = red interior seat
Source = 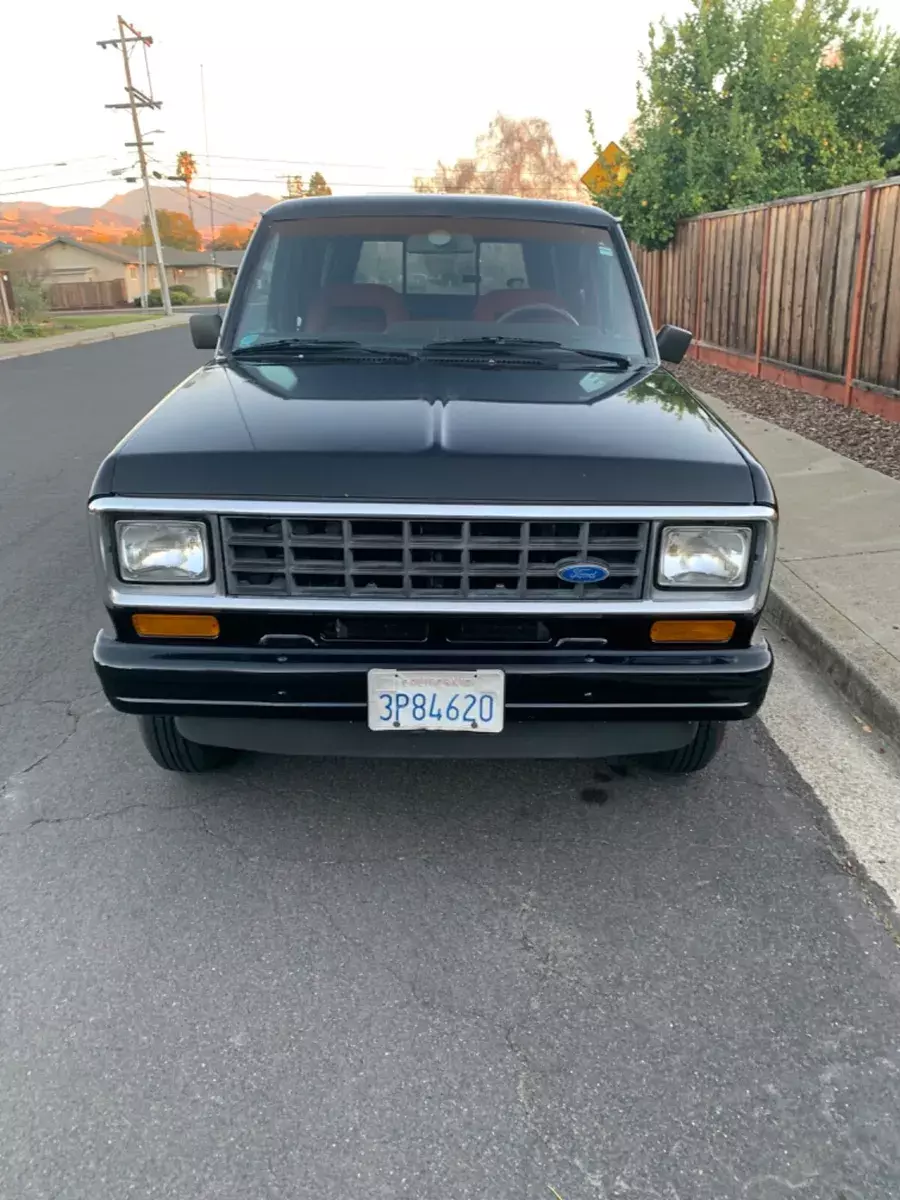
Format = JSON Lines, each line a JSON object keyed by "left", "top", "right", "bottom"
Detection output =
{"left": 305, "top": 284, "right": 408, "bottom": 334}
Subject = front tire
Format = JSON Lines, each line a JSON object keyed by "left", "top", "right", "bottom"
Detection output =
{"left": 138, "top": 714, "right": 238, "bottom": 773}
{"left": 639, "top": 721, "right": 726, "bottom": 775}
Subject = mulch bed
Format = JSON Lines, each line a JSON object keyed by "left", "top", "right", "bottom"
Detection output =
{"left": 670, "top": 359, "right": 900, "bottom": 484}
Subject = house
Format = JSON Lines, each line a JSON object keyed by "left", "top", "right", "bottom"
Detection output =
{"left": 25, "top": 236, "right": 244, "bottom": 306}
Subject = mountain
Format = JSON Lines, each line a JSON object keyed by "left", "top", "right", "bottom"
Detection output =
{"left": 55, "top": 206, "right": 139, "bottom": 229}
{"left": 102, "top": 186, "right": 278, "bottom": 228}
{"left": 0, "top": 201, "right": 140, "bottom": 249}
{"left": 0, "top": 185, "right": 276, "bottom": 249}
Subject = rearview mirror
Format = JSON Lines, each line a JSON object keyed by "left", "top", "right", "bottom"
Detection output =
{"left": 656, "top": 324, "right": 692, "bottom": 364}
{"left": 190, "top": 312, "right": 222, "bottom": 350}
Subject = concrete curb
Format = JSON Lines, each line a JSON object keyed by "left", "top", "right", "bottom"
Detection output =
{"left": 0, "top": 314, "right": 190, "bottom": 361}
{"left": 765, "top": 563, "right": 900, "bottom": 746}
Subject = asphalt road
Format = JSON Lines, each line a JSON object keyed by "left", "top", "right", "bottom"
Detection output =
{"left": 2, "top": 329, "right": 900, "bottom": 1200}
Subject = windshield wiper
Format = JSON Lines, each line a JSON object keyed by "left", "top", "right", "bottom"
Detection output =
{"left": 230, "top": 338, "right": 417, "bottom": 362}
{"left": 420, "top": 337, "right": 633, "bottom": 369}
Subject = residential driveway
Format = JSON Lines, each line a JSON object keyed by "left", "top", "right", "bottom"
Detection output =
{"left": 1, "top": 330, "right": 899, "bottom": 1200}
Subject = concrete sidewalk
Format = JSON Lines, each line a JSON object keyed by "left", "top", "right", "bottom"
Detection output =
{"left": 0, "top": 313, "right": 190, "bottom": 361}
{"left": 700, "top": 389, "right": 900, "bottom": 742}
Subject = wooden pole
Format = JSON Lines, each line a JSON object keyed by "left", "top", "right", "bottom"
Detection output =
{"left": 0, "top": 271, "right": 12, "bottom": 327}
{"left": 114, "top": 15, "right": 172, "bottom": 316}
{"left": 844, "top": 185, "right": 874, "bottom": 405}
{"left": 754, "top": 205, "right": 773, "bottom": 377}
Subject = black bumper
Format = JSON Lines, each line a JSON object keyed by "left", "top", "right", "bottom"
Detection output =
{"left": 93, "top": 632, "right": 773, "bottom": 723}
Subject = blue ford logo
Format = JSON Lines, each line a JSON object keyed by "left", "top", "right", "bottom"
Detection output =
{"left": 556, "top": 560, "right": 610, "bottom": 584}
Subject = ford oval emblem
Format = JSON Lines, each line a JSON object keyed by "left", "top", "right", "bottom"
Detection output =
{"left": 556, "top": 560, "right": 610, "bottom": 584}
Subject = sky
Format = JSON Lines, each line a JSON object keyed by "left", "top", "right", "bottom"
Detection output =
{"left": 2, "top": 0, "right": 899, "bottom": 216}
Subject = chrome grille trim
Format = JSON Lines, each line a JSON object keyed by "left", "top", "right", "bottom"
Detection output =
{"left": 89, "top": 499, "right": 777, "bottom": 617}
{"left": 90, "top": 498, "right": 777, "bottom": 521}
{"left": 220, "top": 515, "right": 649, "bottom": 601}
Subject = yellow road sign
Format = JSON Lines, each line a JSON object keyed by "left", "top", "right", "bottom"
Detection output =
{"left": 580, "top": 142, "right": 629, "bottom": 193}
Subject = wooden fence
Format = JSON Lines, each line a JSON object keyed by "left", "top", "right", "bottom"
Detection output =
{"left": 631, "top": 178, "right": 900, "bottom": 421}
{"left": 47, "top": 279, "right": 128, "bottom": 311}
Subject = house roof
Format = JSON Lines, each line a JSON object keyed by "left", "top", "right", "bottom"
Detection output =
{"left": 36, "top": 235, "right": 135, "bottom": 263}
{"left": 34, "top": 235, "right": 243, "bottom": 268}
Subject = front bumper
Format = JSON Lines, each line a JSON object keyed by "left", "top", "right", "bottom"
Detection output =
{"left": 93, "top": 631, "right": 773, "bottom": 722}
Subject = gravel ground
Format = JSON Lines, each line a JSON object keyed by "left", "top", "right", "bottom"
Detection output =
{"left": 671, "top": 358, "right": 900, "bottom": 482}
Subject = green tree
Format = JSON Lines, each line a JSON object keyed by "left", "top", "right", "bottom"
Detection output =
{"left": 285, "top": 175, "right": 305, "bottom": 198}
{"left": 588, "top": 0, "right": 900, "bottom": 248}
{"left": 306, "top": 171, "right": 332, "bottom": 196}
{"left": 123, "top": 209, "right": 203, "bottom": 251}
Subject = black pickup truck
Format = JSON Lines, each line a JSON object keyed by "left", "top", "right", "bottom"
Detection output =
{"left": 89, "top": 194, "right": 776, "bottom": 773}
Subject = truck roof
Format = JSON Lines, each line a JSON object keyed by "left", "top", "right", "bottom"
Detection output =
{"left": 264, "top": 192, "right": 617, "bottom": 228}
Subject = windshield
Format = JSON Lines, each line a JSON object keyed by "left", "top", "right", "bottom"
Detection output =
{"left": 230, "top": 215, "right": 647, "bottom": 360}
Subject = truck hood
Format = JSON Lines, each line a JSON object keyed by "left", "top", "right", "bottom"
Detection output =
{"left": 97, "top": 359, "right": 758, "bottom": 505}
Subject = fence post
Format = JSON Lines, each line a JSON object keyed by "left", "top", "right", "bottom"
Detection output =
{"left": 754, "top": 205, "right": 773, "bottom": 377}
{"left": 844, "top": 184, "right": 874, "bottom": 405}
{"left": 693, "top": 217, "right": 707, "bottom": 352}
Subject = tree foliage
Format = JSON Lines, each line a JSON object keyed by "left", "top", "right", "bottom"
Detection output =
{"left": 207, "top": 223, "right": 254, "bottom": 250}
{"left": 285, "top": 172, "right": 333, "bottom": 198}
{"left": 415, "top": 114, "right": 583, "bottom": 200}
{"left": 123, "top": 209, "right": 203, "bottom": 251}
{"left": 588, "top": 0, "right": 900, "bottom": 248}
{"left": 306, "top": 171, "right": 332, "bottom": 196}
{"left": 175, "top": 151, "right": 197, "bottom": 189}
{"left": 175, "top": 150, "right": 198, "bottom": 224}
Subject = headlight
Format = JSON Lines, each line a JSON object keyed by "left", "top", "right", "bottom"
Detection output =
{"left": 116, "top": 520, "right": 210, "bottom": 583}
{"left": 658, "top": 525, "right": 751, "bottom": 588}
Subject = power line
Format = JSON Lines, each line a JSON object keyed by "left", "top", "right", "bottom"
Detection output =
{"left": 1, "top": 171, "right": 99, "bottom": 186}
{"left": 0, "top": 160, "right": 134, "bottom": 189}
{"left": 192, "top": 190, "right": 264, "bottom": 225}
{"left": 0, "top": 155, "right": 117, "bottom": 175}
{"left": 0, "top": 177, "right": 124, "bottom": 199}
{"left": 200, "top": 64, "right": 217, "bottom": 255}
{"left": 197, "top": 152, "right": 437, "bottom": 172}
{"left": 172, "top": 174, "right": 420, "bottom": 189}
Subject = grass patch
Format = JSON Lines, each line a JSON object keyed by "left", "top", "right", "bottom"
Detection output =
{"left": 54, "top": 312, "right": 162, "bottom": 330}
{"left": 0, "top": 312, "right": 161, "bottom": 342}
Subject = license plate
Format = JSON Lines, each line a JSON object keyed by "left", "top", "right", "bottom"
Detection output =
{"left": 367, "top": 670, "right": 505, "bottom": 733}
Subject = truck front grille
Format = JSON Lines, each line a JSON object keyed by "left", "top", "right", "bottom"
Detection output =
{"left": 221, "top": 516, "right": 649, "bottom": 601}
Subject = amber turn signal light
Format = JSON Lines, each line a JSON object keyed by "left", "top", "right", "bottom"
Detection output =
{"left": 132, "top": 613, "right": 220, "bottom": 639}
{"left": 650, "top": 619, "right": 736, "bottom": 644}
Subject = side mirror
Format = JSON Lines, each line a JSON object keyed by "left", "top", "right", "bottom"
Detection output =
{"left": 190, "top": 312, "right": 222, "bottom": 350}
{"left": 656, "top": 324, "right": 692, "bottom": 364}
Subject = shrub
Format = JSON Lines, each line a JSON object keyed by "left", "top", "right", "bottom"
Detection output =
{"left": 171, "top": 282, "right": 194, "bottom": 298}
{"left": 133, "top": 288, "right": 190, "bottom": 308}
{"left": 0, "top": 322, "right": 49, "bottom": 342}
{"left": 214, "top": 286, "right": 232, "bottom": 304}
{"left": 11, "top": 277, "right": 48, "bottom": 323}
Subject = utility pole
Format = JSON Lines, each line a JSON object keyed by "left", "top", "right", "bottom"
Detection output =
{"left": 0, "top": 271, "right": 12, "bottom": 328}
{"left": 98, "top": 16, "right": 172, "bottom": 315}
{"left": 138, "top": 243, "right": 148, "bottom": 308}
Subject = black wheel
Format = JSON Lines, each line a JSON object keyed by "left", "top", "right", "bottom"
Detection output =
{"left": 138, "top": 714, "right": 238, "bottom": 773}
{"left": 639, "top": 721, "right": 726, "bottom": 775}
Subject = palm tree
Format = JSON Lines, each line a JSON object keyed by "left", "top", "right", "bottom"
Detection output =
{"left": 175, "top": 151, "right": 198, "bottom": 225}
